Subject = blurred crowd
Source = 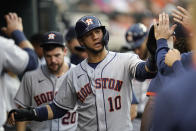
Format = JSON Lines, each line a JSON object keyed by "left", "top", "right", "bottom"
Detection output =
{"left": 56, "top": 0, "right": 189, "bottom": 51}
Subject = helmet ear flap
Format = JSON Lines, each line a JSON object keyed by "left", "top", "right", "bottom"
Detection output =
{"left": 102, "top": 28, "right": 109, "bottom": 47}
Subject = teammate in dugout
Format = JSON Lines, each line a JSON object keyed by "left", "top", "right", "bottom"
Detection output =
{"left": 14, "top": 31, "right": 78, "bottom": 131}
{"left": 153, "top": 3, "right": 196, "bottom": 130}
{"left": 141, "top": 9, "right": 192, "bottom": 131}
{"left": 8, "top": 15, "right": 157, "bottom": 131}
{"left": 0, "top": 12, "right": 38, "bottom": 130}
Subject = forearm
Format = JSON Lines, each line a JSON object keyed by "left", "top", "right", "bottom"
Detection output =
{"left": 135, "top": 62, "right": 156, "bottom": 81}
{"left": 140, "top": 96, "right": 155, "bottom": 131}
{"left": 48, "top": 103, "right": 67, "bottom": 119}
{"left": 16, "top": 121, "right": 27, "bottom": 131}
{"left": 130, "top": 105, "right": 138, "bottom": 121}
{"left": 156, "top": 39, "right": 170, "bottom": 72}
{"left": 23, "top": 48, "right": 38, "bottom": 72}
{"left": 34, "top": 103, "right": 67, "bottom": 121}
{"left": 9, "top": 103, "right": 67, "bottom": 122}
{"left": 11, "top": 31, "right": 38, "bottom": 72}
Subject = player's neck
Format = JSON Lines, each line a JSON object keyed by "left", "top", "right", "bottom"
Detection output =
{"left": 87, "top": 49, "right": 108, "bottom": 63}
{"left": 55, "top": 62, "right": 69, "bottom": 77}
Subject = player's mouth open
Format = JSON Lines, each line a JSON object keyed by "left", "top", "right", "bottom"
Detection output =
{"left": 94, "top": 42, "right": 102, "bottom": 46}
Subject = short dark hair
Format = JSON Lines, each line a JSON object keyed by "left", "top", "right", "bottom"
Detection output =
{"left": 174, "top": 23, "right": 190, "bottom": 53}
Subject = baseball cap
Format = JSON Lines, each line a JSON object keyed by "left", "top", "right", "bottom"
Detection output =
{"left": 40, "top": 31, "right": 65, "bottom": 47}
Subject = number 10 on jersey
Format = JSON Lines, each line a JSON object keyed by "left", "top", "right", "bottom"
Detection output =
{"left": 108, "top": 95, "right": 121, "bottom": 112}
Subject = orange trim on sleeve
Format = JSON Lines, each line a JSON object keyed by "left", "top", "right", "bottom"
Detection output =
{"left": 146, "top": 92, "right": 156, "bottom": 96}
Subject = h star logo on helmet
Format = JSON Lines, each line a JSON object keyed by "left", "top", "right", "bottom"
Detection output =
{"left": 85, "top": 19, "right": 93, "bottom": 25}
{"left": 127, "top": 32, "right": 133, "bottom": 42}
{"left": 48, "top": 33, "right": 56, "bottom": 40}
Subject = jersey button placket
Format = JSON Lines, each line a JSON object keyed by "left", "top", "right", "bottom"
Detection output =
{"left": 94, "top": 70, "right": 107, "bottom": 131}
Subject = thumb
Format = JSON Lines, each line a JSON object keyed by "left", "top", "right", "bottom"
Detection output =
{"left": 8, "top": 109, "right": 17, "bottom": 119}
{"left": 1, "top": 27, "right": 7, "bottom": 33}
{"left": 153, "top": 19, "right": 158, "bottom": 31}
{"left": 170, "top": 24, "right": 177, "bottom": 35}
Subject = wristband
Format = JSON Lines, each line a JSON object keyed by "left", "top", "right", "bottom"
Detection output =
{"left": 11, "top": 30, "right": 27, "bottom": 45}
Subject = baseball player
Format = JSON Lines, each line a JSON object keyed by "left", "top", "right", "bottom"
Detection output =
{"left": 0, "top": 12, "right": 38, "bottom": 130}
{"left": 14, "top": 31, "right": 78, "bottom": 131}
{"left": 65, "top": 26, "right": 88, "bottom": 65}
{"left": 153, "top": 4, "right": 195, "bottom": 130}
{"left": 124, "top": 23, "right": 151, "bottom": 115}
{"left": 141, "top": 11, "right": 192, "bottom": 131}
{"left": 8, "top": 15, "right": 157, "bottom": 131}
{"left": 124, "top": 23, "right": 151, "bottom": 131}
{"left": 30, "top": 33, "right": 45, "bottom": 65}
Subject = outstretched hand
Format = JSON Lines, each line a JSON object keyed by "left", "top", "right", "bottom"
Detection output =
{"left": 154, "top": 12, "right": 177, "bottom": 40}
{"left": 1, "top": 12, "right": 23, "bottom": 37}
{"left": 172, "top": 6, "right": 192, "bottom": 32}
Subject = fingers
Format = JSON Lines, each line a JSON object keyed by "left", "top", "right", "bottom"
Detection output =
{"left": 154, "top": 12, "right": 171, "bottom": 40}
{"left": 162, "top": 12, "right": 168, "bottom": 25}
{"left": 153, "top": 19, "right": 158, "bottom": 36}
{"left": 165, "top": 13, "right": 169, "bottom": 27}
{"left": 153, "top": 19, "right": 158, "bottom": 29}
{"left": 173, "top": 17, "right": 183, "bottom": 25}
{"left": 4, "top": 13, "right": 11, "bottom": 25}
{"left": 7, "top": 12, "right": 19, "bottom": 21}
{"left": 12, "top": 13, "right": 18, "bottom": 19}
{"left": 177, "top": 6, "right": 188, "bottom": 15}
{"left": 172, "top": 48, "right": 180, "bottom": 54}
{"left": 3, "top": 12, "right": 23, "bottom": 36}
{"left": 158, "top": 12, "right": 169, "bottom": 27}
{"left": 159, "top": 13, "right": 163, "bottom": 25}
{"left": 172, "top": 10, "right": 183, "bottom": 19}
{"left": 168, "top": 49, "right": 180, "bottom": 55}
{"left": 7, "top": 112, "right": 16, "bottom": 126}
{"left": 18, "top": 17, "right": 22, "bottom": 23}
{"left": 172, "top": 6, "right": 189, "bottom": 24}
{"left": 170, "top": 24, "right": 177, "bottom": 34}
{"left": 1, "top": 27, "right": 7, "bottom": 33}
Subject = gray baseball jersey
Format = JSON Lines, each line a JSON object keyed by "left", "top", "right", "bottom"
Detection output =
{"left": 54, "top": 51, "right": 143, "bottom": 131}
{"left": 0, "top": 36, "right": 29, "bottom": 127}
{"left": 15, "top": 64, "right": 78, "bottom": 131}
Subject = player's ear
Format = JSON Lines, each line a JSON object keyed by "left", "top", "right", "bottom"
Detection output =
{"left": 63, "top": 47, "right": 67, "bottom": 55}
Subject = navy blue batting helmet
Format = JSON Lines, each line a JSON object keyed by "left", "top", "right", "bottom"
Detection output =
{"left": 75, "top": 15, "right": 109, "bottom": 46}
{"left": 125, "top": 23, "right": 148, "bottom": 50}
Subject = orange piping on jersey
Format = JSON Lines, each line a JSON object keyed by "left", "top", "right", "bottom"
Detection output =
{"left": 146, "top": 92, "right": 156, "bottom": 96}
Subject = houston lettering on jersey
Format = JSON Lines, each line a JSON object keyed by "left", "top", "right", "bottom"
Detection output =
{"left": 77, "top": 78, "right": 123, "bottom": 102}
{"left": 34, "top": 91, "right": 58, "bottom": 106}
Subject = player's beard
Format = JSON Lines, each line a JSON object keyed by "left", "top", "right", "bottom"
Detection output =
{"left": 48, "top": 61, "right": 64, "bottom": 74}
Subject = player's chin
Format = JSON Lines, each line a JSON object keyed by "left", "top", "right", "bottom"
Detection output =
{"left": 93, "top": 46, "right": 104, "bottom": 53}
{"left": 94, "top": 42, "right": 103, "bottom": 47}
{"left": 49, "top": 65, "right": 59, "bottom": 72}
{"left": 94, "top": 43, "right": 104, "bottom": 50}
